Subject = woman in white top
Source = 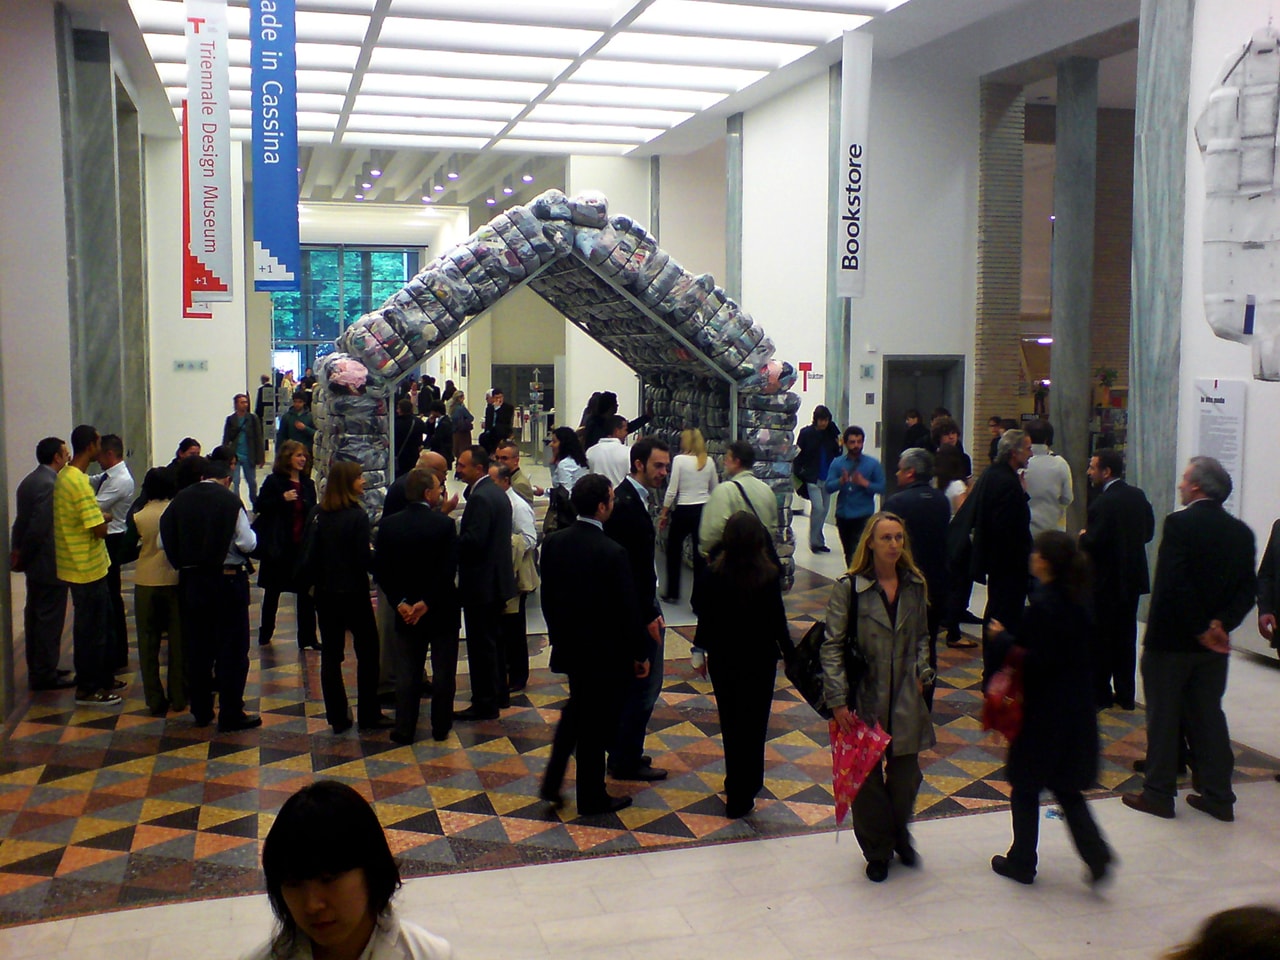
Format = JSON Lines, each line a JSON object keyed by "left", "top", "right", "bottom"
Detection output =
{"left": 659, "top": 428, "right": 719, "bottom": 604}
{"left": 548, "top": 426, "right": 589, "bottom": 492}
{"left": 244, "top": 780, "right": 452, "bottom": 960}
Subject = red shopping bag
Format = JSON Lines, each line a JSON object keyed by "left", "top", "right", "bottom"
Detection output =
{"left": 829, "top": 716, "right": 892, "bottom": 827}
{"left": 981, "top": 647, "right": 1025, "bottom": 744}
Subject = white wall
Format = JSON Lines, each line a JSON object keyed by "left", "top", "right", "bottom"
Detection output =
{"left": 489, "top": 286, "right": 567, "bottom": 365}
{"left": 1, "top": 0, "right": 74, "bottom": 505}
{"left": 659, "top": 139, "right": 727, "bottom": 287}
{"left": 145, "top": 139, "right": 250, "bottom": 459}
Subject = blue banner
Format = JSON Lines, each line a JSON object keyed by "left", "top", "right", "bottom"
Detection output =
{"left": 250, "top": 0, "right": 300, "bottom": 291}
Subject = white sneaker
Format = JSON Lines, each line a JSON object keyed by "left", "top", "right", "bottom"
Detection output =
{"left": 75, "top": 689, "right": 123, "bottom": 707}
{"left": 690, "top": 649, "right": 707, "bottom": 679}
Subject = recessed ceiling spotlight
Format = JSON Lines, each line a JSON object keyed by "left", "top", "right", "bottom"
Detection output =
{"left": 1037, "top": 337, "right": 1053, "bottom": 344}
{"left": 521, "top": 161, "right": 534, "bottom": 184}
{"left": 369, "top": 151, "right": 384, "bottom": 178}
{"left": 446, "top": 154, "right": 460, "bottom": 180}
{"left": 354, "top": 192, "right": 365, "bottom": 201}
{"left": 502, "top": 175, "right": 514, "bottom": 196}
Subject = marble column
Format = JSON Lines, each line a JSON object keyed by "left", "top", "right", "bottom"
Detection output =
{"left": 117, "top": 93, "right": 152, "bottom": 473}
{"left": 826, "top": 63, "right": 851, "bottom": 425}
{"left": 1049, "top": 57, "right": 1098, "bottom": 534}
{"left": 1130, "top": 0, "right": 1195, "bottom": 536}
{"left": 725, "top": 113, "right": 744, "bottom": 302}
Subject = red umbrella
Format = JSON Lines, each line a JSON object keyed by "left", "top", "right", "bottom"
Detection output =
{"left": 829, "top": 716, "right": 892, "bottom": 827}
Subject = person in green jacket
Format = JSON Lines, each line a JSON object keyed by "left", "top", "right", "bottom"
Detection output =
{"left": 277, "top": 392, "right": 316, "bottom": 459}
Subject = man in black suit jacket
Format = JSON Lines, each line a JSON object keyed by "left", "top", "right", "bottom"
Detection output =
{"left": 454, "top": 445, "right": 516, "bottom": 720}
{"left": 1079, "top": 449, "right": 1155, "bottom": 710}
{"left": 1257, "top": 518, "right": 1280, "bottom": 654}
{"left": 373, "top": 468, "right": 460, "bottom": 744}
{"left": 1123, "top": 457, "right": 1255, "bottom": 823}
{"left": 541, "top": 475, "right": 651, "bottom": 815}
{"left": 479, "top": 387, "right": 515, "bottom": 453}
{"left": 970, "top": 429, "right": 1033, "bottom": 681}
{"left": 604, "top": 436, "right": 671, "bottom": 781}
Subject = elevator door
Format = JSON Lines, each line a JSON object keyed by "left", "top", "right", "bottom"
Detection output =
{"left": 880, "top": 357, "right": 965, "bottom": 497}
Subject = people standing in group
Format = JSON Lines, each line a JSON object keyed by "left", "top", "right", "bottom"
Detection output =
{"left": 130, "top": 467, "right": 185, "bottom": 717}
{"left": 372, "top": 468, "right": 460, "bottom": 745}
{"left": 448, "top": 390, "right": 474, "bottom": 460}
{"left": 159, "top": 455, "right": 259, "bottom": 731}
{"left": 254, "top": 441, "right": 319, "bottom": 651}
{"left": 166, "top": 438, "right": 202, "bottom": 472}
{"left": 494, "top": 439, "right": 542, "bottom": 505}
{"left": 1079, "top": 448, "right": 1154, "bottom": 710}
{"left": 222, "top": 393, "right": 266, "bottom": 507}
{"left": 423, "top": 401, "right": 454, "bottom": 469}
{"left": 692, "top": 513, "right": 787, "bottom": 818}
{"left": 305, "top": 461, "right": 390, "bottom": 734}
{"left": 699, "top": 440, "right": 778, "bottom": 557}
{"left": 392, "top": 398, "right": 424, "bottom": 478}
{"left": 826, "top": 426, "right": 885, "bottom": 567}
{"left": 586, "top": 415, "right": 631, "bottom": 485}
{"left": 793, "top": 405, "right": 841, "bottom": 553}
{"left": 658, "top": 427, "right": 718, "bottom": 603}
{"left": 1023, "top": 419, "right": 1073, "bottom": 536}
{"left": 605, "top": 437, "right": 671, "bottom": 782}
{"left": 1123, "top": 456, "right": 1255, "bottom": 823}
{"left": 970, "top": 428, "right": 1033, "bottom": 680}
{"left": 541, "top": 475, "right": 650, "bottom": 815}
{"left": 987, "top": 531, "right": 1114, "bottom": 886}
{"left": 491, "top": 463, "right": 539, "bottom": 695}
{"left": 11, "top": 437, "right": 74, "bottom": 691}
{"left": 91, "top": 433, "right": 134, "bottom": 673}
{"left": 479, "top": 387, "right": 514, "bottom": 453}
{"left": 820, "top": 511, "right": 935, "bottom": 882}
{"left": 453, "top": 445, "right": 516, "bottom": 722}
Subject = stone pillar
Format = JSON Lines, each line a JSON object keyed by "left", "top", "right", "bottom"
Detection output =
{"left": 117, "top": 90, "right": 152, "bottom": 474}
{"left": 725, "top": 113, "right": 743, "bottom": 302}
{"left": 1049, "top": 57, "right": 1098, "bottom": 533}
{"left": 1131, "top": 0, "right": 1195, "bottom": 534}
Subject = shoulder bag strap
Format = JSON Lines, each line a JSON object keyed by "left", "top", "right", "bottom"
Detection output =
{"left": 731, "top": 480, "right": 762, "bottom": 521}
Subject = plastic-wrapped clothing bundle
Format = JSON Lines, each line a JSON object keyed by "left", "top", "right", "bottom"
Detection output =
{"left": 490, "top": 214, "right": 544, "bottom": 275}
{"left": 530, "top": 188, "right": 573, "bottom": 222}
{"left": 317, "top": 353, "right": 370, "bottom": 395}
{"left": 334, "top": 436, "right": 390, "bottom": 472}
{"left": 569, "top": 190, "right": 609, "bottom": 228}
{"left": 445, "top": 246, "right": 502, "bottom": 312}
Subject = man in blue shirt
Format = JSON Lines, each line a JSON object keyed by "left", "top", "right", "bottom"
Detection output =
{"left": 825, "top": 425, "right": 885, "bottom": 566}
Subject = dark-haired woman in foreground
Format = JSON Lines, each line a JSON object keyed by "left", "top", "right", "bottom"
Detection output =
{"left": 247, "top": 780, "right": 451, "bottom": 960}
{"left": 988, "top": 530, "right": 1114, "bottom": 886}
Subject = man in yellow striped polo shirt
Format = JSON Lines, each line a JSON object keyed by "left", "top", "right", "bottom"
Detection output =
{"left": 53, "top": 424, "right": 121, "bottom": 706}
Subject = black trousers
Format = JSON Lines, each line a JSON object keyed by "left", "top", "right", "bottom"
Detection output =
{"left": 982, "top": 570, "right": 1028, "bottom": 683}
{"left": 23, "top": 578, "right": 67, "bottom": 688}
{"left": 501, "top": 593, "right": 529, "bottom": 691}
{"left": 1094, "top": 596, "right": 1139, "bottom": 708}
{"left": 853, "top": 751, "right": 922, "bottom": 862}
{"left": 392, "top": 613, "right": 459, "bottom": 741}
{"left": 104, "top": 532, "right": 130, "bottom": 671}
{"left": 665, "top": 503, "right": 704, "bottom": 598}
{"left": 260, "top": 587, "right": 317, "bottom": 647}
{"left": 179, "top": 568, "right": 251, "bottom": 724}
{"left": 836, "top": 515, "right": 871, "bottom": 568}
{"left": 463, "top": 600, "right": 505, "bottom": 712}
{"left": 708, "top": 652, "right": 777, "bottom": 808}
{"left": 315, "top": 591, "right": 382, "bottom": 727}
{"left": 544, "top": 669, "right": 625, "bottom": 807}
{"left": 68, "top": 577, "right": 114, "bottom": 694}
{"left": 1006, "top": 781, "right": 1109, "bottom": 876}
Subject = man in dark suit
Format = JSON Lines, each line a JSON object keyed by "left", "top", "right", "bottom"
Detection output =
{"left": 1123, "top": 457, "right": 1255, "bottom": 822}
{"left": 373, "top": 468, "right": 460, "bottom": 744}
{"left": 541, "top": 475, "right": 651, "bottom": 815}
{"left": 479, "top": 387, "right": 515, "bottom": 453}
{"left": 970, "top": 428, "right": 1033, "bottom": 681}
{"left": 884, "top": 446, "right": 951, "bottom": 707}
{"left": 1079, "top": 449, "right": 1155, "bottom": 710}
{"left": 1258, "top": 518, "right": 1280, "bottom": 654}
{"left": 423, "top": 400, "right": 454, "bottom": 469}
{"left": 453, "top": 445, "right": 516, "bottom": 721}
{"left": 10, "top": 437, "right": 74, "bottom": 690}
{"left": 604, "top": 436, "right": 671, "bottom": 781}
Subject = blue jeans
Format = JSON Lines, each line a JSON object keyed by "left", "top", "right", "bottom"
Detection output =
{"left": 609, "top": 623, "right": 665, "bottom": 772}
{"left": 806, "top": 482, "right": 832, "bottom": 549}
{"left": 232, "top": 461, "right": 258, "bottom": 505}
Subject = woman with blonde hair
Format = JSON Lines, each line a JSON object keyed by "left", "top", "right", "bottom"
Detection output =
{"left": 819, "top": 511, "right": 935, "bottom": 883}
{"left": 659, "top": 427, "right": 719, "bottom": 605}
{"left": 307, "top": 461, "right": 390, "bottom": 734}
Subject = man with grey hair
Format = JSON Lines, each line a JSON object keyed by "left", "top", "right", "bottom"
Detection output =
{"left": 1123, "top": 456, "right": 1255, "bottom": 823}
{"left": 970, "top": 428, "right": 1033, "bottom": 681}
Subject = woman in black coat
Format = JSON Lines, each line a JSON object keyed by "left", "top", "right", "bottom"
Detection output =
{"left": 988, "top": 531, "right": 1113, "bottom": 885}
{"left": 692, "top": 513, "right": 787, "bottom": 819}
{"left": 255, "top": 441, "right": 319, "bottom": 650}
{"left": 308, "top": 461, "right": 391, "bottom": 734}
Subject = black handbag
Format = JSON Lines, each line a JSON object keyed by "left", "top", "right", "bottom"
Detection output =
{"left": 780, "top": 578, "right": 868, "bottom": 718}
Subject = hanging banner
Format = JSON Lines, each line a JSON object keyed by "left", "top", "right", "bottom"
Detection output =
{"left": 251, "top": 0, "right": 301, "bottom": 291}
{"left": 835, "top": 31, "right": 872, "bottom": 300}
{"left": 181, "top": 101, "right": 214, "bottom": 318}
{"left": 184, "top": 0, "right": 233, "bottom": 301}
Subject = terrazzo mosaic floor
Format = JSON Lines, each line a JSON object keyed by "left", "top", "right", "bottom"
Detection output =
{"left": 1, "top": 573, "right": 1277, "bottom": 927}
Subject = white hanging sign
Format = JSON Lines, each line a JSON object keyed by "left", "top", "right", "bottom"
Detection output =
{"left": 184, "top": 0, "right": 233, "bottom": 301}
{"left": 835, "top": 31, "right": 873, "bottom": 300}
{"left": 1193, "top": 378, "right": 1246, "bottom": 516}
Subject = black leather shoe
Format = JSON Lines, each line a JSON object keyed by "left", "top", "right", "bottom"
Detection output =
{"left": 30, "top": 678, "right": 77, "bottom": 691}
{"left": 960, "top": 610, "right": 984, "bottom": 625}
{"left": 57, "top": 669, "right": 73, "bottom": 678}
{"left": 192, "top": 714, "right": 214, "bottom": 728}
{"left": 1122, "top": 792, "right": 1175, "bottom": 819}
{"left": 257, "top": 634, "right": 272, "bottom": 647}
{"left": 1186, "top": 793, "right": 1234, "bottom": 822}
{"left": 218, "top": 714, "right": 263, "bottom": 732}
{"left": 149, "top": 700, "right": 170, "bottom": 717}
{"left": 610, "top": 766, "right": 668, "bottom": 782}
{"left": 453, "top": 707, "right": 500, "bottom": 722}
{"left": 389, "top": 730, "right": 414, "bottom": 745}
{"left": 297, "top": 640, "right": 322, "bottom": 651}
{"left": 724, "top": 798, "right": 755, "bottom": 819}
{"left": 431, "top": 728, "right": 450, "bottom": 742}
{"left": 865, "top": 859, "right": 890, "bottom": 883}
{"left": 895, "top": 843, "right": 919, "bottom": 867}
{"left": 539, "top": 786, "right": 565, "bottom": 809}
{"left": 359, "top": 715, "right": 395, "bottom": 731}
{"left": 577, "top": 795, "right": 632, "bottom": 816}
{"left": 991, "top": 854, "right": 1035, "bottom": 884}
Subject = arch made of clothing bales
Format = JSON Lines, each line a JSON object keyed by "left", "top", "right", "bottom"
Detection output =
{"left": 310, "top": 189, "right": 802, "bottom": 587}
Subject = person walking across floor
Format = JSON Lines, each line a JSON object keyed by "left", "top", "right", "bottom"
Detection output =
{"left": 91, "top": 433, "right": 134, "bottom": 673}
{"left": 658, "top": 427, "right": 718, "bottom": 604}
{"left": 448, "top": 391, "right": 474, "bottom": 460}
{"left": 306, "top": 461, "right": 391, "bottom": 734}
{"left": 693, "top": 513, "right": 787, "bottom": 818}
{"left": 794, "top": 405, "right": 840, "bottom": 553}
{"left": 129, "top": 467, "right": 186, "bottom": 717}
{"left": 987, "top": 531, "right": 1114, "bottom": 886}
{"left": 222, "top": 393, "right": 266, "bottom": 507}
{"left": 819, "top": 511, "right": 935, "bottom": 883}
{"left": 825, "top": 426, "right": 885, "bottom": 567}
{"left": 254, "top": 441, "right": 319, "bottom": 650}
{"left": 10, "top": 436, "right": 73, "bottom": 691}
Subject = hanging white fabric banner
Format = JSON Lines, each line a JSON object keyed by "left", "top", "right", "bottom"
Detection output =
{"left": 184, "top": 0, "right": 233, "bottom": 301}
{"left": 835, "top": 31, "right": 873, "bottom": 300}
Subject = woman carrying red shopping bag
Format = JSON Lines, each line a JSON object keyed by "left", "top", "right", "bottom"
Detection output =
{"left": 820, "top": 511, "right": 936, "bottom": 883}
